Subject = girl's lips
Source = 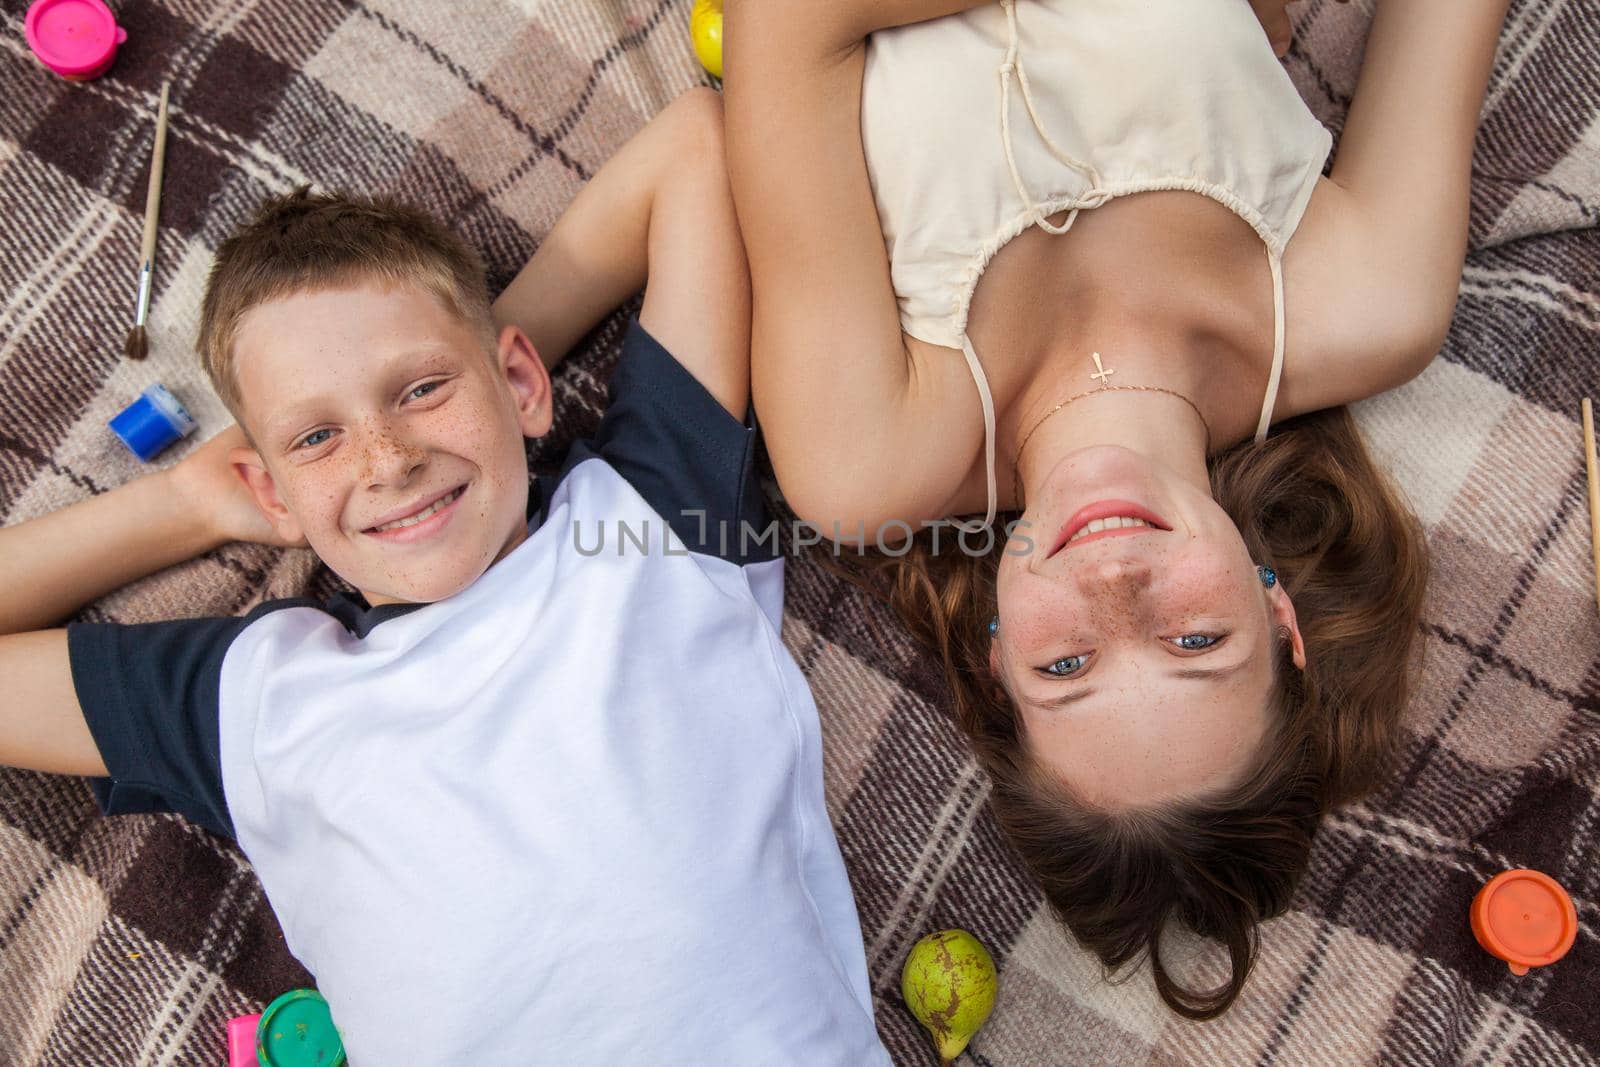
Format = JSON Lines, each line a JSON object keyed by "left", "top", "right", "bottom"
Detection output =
{"left": 364, "top": 484, "right": 466, "bottom": 544}
{"left": 1048, "top": 499, "right": 1171, "bottom": 557}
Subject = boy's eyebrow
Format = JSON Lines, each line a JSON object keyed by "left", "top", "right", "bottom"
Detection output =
{"left": 261, "top": 345, "right": 461, "bottom": 440}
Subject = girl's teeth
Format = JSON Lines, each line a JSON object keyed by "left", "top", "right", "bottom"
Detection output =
{"left": 375, "top": 488, "right": 461, "bottom": 532}
{"left": 1069, "top": 516, "right": 1149, "bottom": 542}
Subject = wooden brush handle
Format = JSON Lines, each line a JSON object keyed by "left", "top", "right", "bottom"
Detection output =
{"left": 1584, "top": 398, "right": 1599, "bottom": 614}
{"left": 139, "top": 83, "right": 170, "bottom": 267}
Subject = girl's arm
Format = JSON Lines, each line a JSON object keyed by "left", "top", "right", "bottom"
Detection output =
{"left": 723, "top": 1, "right": 995, "bottom": 528}
{"left": 803, "top": 0, "right": 999, "bottom": 51}
{"left": 1280, "top": 0, "right": 1511, "bottom": 410}
{"left": 1327, "top": 0, "right": 1508, "bottom": 319}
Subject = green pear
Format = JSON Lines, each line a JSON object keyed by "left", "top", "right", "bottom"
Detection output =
{"left": 901, "top": 929, "right": 998, "bottom": 1065}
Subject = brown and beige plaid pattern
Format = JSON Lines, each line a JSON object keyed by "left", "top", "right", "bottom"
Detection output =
{"left": 0, "top": 0, "right": 1595, "bottom": 1063}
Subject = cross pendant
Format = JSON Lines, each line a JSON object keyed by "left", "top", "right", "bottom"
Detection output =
{"left": 1089, "top": 351, "right": 1115, "bottom": 386}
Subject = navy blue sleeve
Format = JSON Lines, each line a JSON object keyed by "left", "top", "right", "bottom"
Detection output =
{"left": 65, "top": 599, "right": 312, "bottom": 839}
{"left": 543, "top": 318, "right": 775, "bottom": 565}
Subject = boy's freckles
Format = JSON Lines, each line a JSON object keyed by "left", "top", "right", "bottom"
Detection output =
{"left": 233, "top": 279, "right": 536, "bottom": 605}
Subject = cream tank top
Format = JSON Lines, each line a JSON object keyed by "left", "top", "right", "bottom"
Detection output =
{"left": 860, "top": 0, "right": 1333, "bottom": 528}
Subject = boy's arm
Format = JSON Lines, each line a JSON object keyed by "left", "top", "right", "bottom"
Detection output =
{"left": 0, "top": 467, "right": 212, "bottom": 776}
{"left": 0, "top": 424, "right": 286, "bottom": 636}
{"left": 491, "top": 89, "right": 748, "bottom": 417}
{"left": 0, "top": 463, "right": 223, "bottom": 637}
{"left": 1, "top": 630, "right": 105, "bottom": 776}
{"left": 0, "top": 424, "right": 291, "bottom": 777}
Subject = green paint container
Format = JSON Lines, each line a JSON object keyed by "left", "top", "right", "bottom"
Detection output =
{"left": 256, "top": 988, "right": 346, "bottom": 1067}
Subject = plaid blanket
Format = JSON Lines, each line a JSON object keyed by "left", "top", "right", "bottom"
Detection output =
{"left": 0, "top": 0, "right": 1595, "bottom": 1063}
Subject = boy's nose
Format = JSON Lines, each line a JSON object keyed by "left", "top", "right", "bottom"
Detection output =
{"left": 359, "top": 424, "right": 426, "bottom": 487}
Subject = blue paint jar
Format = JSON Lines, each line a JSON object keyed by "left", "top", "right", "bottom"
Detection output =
{"left": 109, "top": 383, "right": 197, "bottom": 461}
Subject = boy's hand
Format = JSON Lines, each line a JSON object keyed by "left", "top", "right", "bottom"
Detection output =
{"left": 170, "top": 425, "right": 307, "bottom": 549}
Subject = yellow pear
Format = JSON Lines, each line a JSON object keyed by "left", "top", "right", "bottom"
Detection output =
{"left": 901, "top": 929, "right": 998, "bottom": 1065}
{"left": 689, "top": 0, "right": 724, "bottom": 80}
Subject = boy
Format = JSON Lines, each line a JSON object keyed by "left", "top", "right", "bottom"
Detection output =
{"left": 0, "top": 89, "right": 891, "bottom": 1064}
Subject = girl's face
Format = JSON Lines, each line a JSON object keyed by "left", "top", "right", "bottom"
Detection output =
{"left": 993, "top": 445, "right": 1305, "bottom": 808}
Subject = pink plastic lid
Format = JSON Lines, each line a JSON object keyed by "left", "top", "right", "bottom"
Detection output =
{"left": 25, "top": 0, "right": 127, "bottom": 78}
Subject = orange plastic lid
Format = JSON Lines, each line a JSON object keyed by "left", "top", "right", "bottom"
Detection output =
{"left": 1470, "top": 869, "right": 1578, "bottom": 976}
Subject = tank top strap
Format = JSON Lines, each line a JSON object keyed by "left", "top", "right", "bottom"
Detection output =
{"left": 1254, "top": 246, "right": 1287, "bottom": 443}
{"left": 955, "top": 333, "right": 1000, "bottom": 533}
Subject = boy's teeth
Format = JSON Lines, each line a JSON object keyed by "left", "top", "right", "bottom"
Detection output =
{"left": 374, "top": 487, "right": 461, "bottom": 532}
{"left": 1069, "top": 516, "right": 1149, "bottom": 542}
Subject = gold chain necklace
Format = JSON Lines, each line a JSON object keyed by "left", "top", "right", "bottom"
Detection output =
{"left": 1011, "top": 352, "right": 1212, "bottom": 506}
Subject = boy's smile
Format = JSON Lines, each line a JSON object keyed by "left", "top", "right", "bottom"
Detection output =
{"left": 363, "top": 484, "right": 468, "bottom": 540}
{"left": 228, "top": 279, "right": 553, "bottom": 606}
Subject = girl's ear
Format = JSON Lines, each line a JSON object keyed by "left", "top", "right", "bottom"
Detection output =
{"left": 1270, "top": 586, "right": 1308, "bottom": 670}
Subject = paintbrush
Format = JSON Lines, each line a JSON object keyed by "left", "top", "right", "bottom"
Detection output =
{"left": 125, "top": 83, "right": 170, "bottom": 362}
{"left": 1584, "top": 398, "right": 1599, "bottom": 614}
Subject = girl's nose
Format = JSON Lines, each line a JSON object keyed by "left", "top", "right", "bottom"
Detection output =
{"left": 1076, "top": 556, "right": 1152, "bottom": 594}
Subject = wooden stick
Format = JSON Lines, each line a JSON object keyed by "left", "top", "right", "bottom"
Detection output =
{"left": 1584, "top": 398, "right": 1600, "bottom": 615}
{"left": 124, "top": 84, "right": 170, "bottom": 361}
{"left": 140, "top": 83, "right": 170, "bottom": 273}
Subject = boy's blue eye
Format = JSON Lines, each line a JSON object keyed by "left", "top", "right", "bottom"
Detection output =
{"left": 1171, "top": 633, "right": 1221, "bottom": 651}
{"left": 409, "top": 381, "right": 441, "bottom": 401}
{"left": 299, "top": 429, "right": 332, "bottom": 449}
{"left": 1043, "top": 655, "right": 1088, "bottom": 677}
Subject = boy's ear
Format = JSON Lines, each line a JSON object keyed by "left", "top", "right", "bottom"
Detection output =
{"left": 496, "top": 324, "right": 554, "bottom": 439}
{"left": 228, "top": 446, "right": 307, "bottom": 545}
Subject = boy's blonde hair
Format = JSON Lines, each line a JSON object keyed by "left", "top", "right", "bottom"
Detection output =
{"left": 197, "top": 185, "right": 497, "bottom": 425}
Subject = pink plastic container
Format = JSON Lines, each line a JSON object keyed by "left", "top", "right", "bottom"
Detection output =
{"left": 226, "top": 1013, "right": 262, "bottom": 1067}
{"left": 24, "top": 0, "right": 128, "bottom": 81}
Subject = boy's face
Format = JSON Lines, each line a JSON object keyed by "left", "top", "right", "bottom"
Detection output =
{"left": 229, "top": 279, "right": 552, "bottom": 606}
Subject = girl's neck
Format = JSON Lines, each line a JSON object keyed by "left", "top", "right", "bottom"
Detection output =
{"left": 1005, "top": 325, "right": 1215, "bottom": 508}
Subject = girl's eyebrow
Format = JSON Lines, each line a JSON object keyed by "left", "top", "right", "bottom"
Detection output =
{"left": 1173, "top": 655, "right": 1253, "bottom": 681}
{"left": 1041, "top": 688, "right": 1096, "bottom": 710}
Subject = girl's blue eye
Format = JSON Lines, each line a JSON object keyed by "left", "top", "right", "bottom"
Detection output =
{"left": 299, "top": 429, "right": 332, "bottom": 449}
{"left": 1043, "top": 655, "right": 1088, "bottom": 677}
{"left": 409, "top": 381, "right": 441, "bottom": 401}
{"left": 1172, "top": 633, "right": 1220, "bottom": 651}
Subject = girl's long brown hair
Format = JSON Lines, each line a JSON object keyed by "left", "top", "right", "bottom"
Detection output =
{"left": 839, "top": 406, "right": 1429, "bottom": 1019}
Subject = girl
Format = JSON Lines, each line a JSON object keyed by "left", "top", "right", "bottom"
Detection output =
{"left": 725, "top": 0, "right": 1510, "bottom": 1017}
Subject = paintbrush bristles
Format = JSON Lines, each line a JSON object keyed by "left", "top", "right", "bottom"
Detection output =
{"left": 123, "top": 324, "right": 148, "bottom": 362}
